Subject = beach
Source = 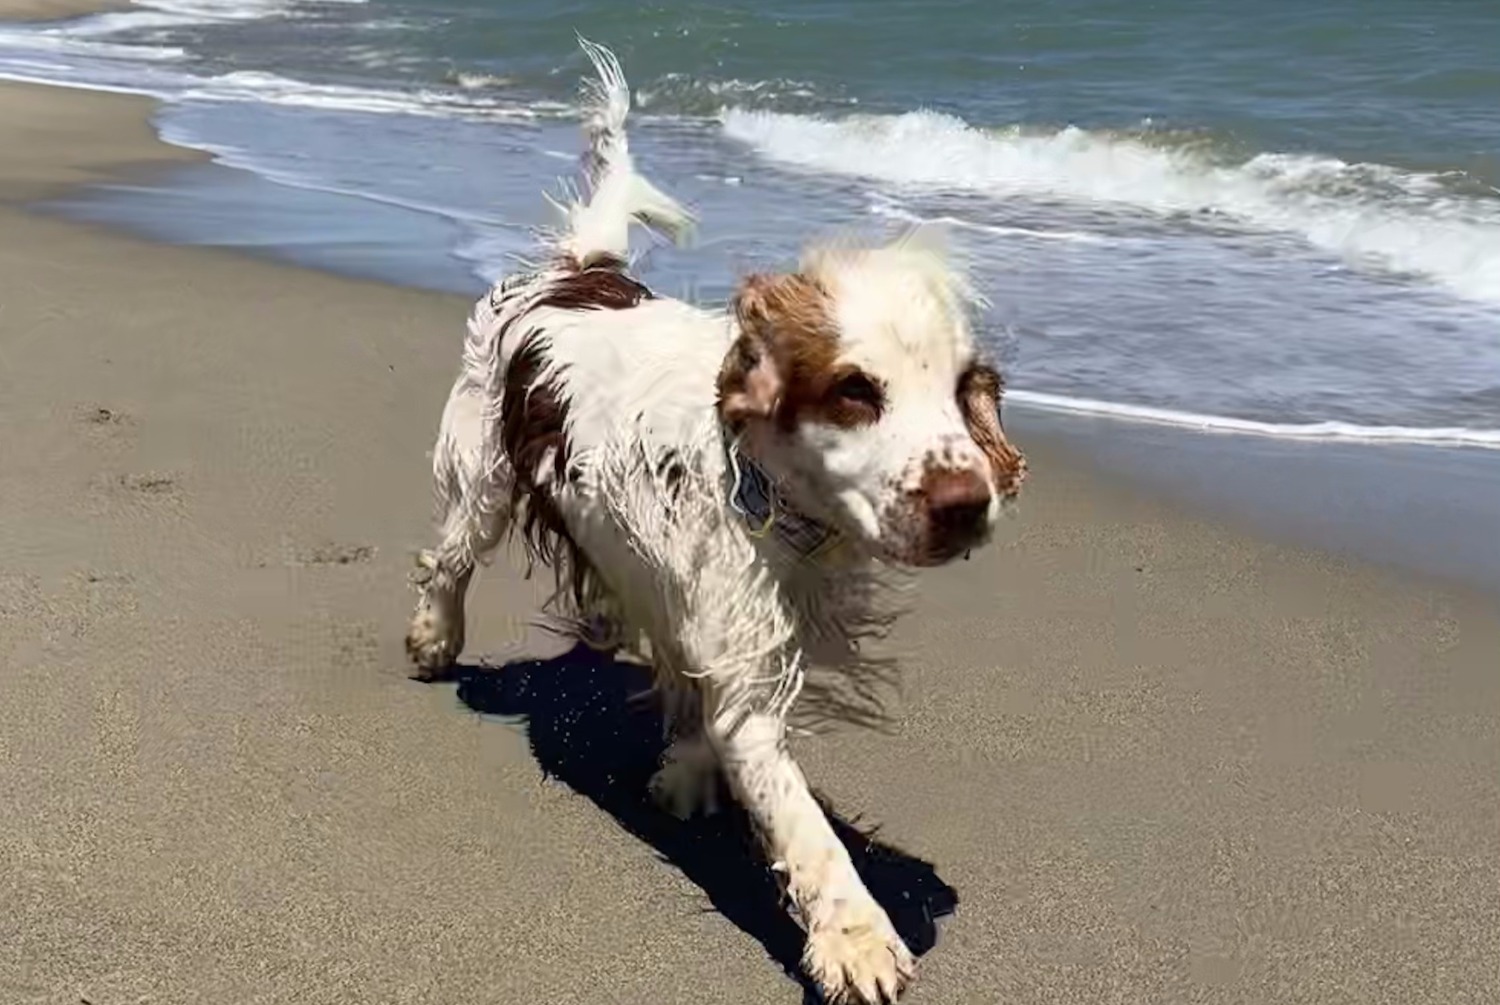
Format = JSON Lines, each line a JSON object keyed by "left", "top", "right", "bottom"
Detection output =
{"left": 0, "top": 0, "right": 127, "bottom": 21}
{"left": 3, "top": 13, "right": 1500, "bottom": 1005}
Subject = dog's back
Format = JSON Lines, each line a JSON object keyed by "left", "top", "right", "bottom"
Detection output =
{"left": 459, "top": 38, "right": 704, "bottom": 445}
{"left": 411, "top": 41, "right": 721, "bottom": 670}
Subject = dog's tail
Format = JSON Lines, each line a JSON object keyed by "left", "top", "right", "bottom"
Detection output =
{"left": 554, "top": 38, "right": 694, "bottom": 267}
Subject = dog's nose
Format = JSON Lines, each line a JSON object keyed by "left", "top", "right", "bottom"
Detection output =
{"left": 925, "top": 467, "right": 992, "bottom": 559}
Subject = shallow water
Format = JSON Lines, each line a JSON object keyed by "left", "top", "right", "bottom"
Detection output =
{"left": 6, "top": 0, "right": 1500, "bottom": 445}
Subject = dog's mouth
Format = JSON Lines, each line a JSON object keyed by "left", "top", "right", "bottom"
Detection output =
{"left": 924, "top": 525, "right": 996, "bottom": 566}
{"left": 872, "top": 492, "right": 1023, "bottom": 568}
{"left": 869, "top": 517, "right": 995, "bottom": 568}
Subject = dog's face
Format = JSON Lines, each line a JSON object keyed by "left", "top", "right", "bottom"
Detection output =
{"left": 717, "top": 232, "right": 1026, "bottom": 567}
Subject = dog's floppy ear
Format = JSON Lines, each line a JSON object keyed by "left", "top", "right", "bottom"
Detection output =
{"left": 958, "top": 362, "right": 1027, "bottom": 496}
{"left": 717, "top": 272, "right": 829, "bottom": 428}
{"left": 717, "top": 331, "right": 781, "bottom": 427}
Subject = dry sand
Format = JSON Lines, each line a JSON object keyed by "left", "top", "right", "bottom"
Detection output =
{"left": 1, "top": 77, "right": 1498, "bottom": 1005}
{"left": 0, "top": 0, "right": 128, "bottom": 22}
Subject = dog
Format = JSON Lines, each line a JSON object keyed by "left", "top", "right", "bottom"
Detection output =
{"left": 405, "top": 40, "right": 1026, "bottom": 1004}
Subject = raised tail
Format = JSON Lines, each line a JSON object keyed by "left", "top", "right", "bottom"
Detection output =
{"left": 555, "top": 38, "right": 694, "bottom": 267}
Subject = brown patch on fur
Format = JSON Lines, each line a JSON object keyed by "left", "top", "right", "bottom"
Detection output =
{"left": 499, "top": 258, "right": 653, "bottom": 601}
{"left": 716, "top": 272, "right": 880, "bottom": 432}
{"left": 957, "top": 363, "right": 1027, "bottom": 497}
{"left": 540, "top": 254, "right": 652, "bottom": 311}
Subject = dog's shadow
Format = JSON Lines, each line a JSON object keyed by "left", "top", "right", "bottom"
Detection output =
{"left": 450, "top": 644, "right": 958, "bottom": 1001}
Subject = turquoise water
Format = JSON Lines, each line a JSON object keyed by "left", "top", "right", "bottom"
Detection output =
{"left": 4, "top": 0, "right": 1500, "bottom": 442}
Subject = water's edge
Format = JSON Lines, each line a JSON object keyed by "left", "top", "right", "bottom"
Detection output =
{"left": 31, "top": 142, "right": 1498, "bottom": 598}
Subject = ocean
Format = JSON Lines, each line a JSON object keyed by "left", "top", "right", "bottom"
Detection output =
{"left": 4, "top": 0, "right": 1500, "bottom": 447}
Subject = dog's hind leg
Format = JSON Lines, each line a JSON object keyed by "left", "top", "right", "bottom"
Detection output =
{"left": 407, "top": 385, "right": 511, "bottom": 679}
{"left": 648, "top": 677, "right": 721, "bottom": 819}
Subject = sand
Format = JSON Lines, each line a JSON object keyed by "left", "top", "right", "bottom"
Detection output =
{"left": 1, "top": 76, "right": 1498, "bottom": 1005}
{"left": 0, "top": 83, "right": 203, "bottom": 203}
{"left": 0, "top": 0, "right": 129, "bottom": 21}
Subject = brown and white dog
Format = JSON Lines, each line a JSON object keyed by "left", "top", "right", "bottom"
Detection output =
{"left": 406, "top": 41, "right": 1026, "bottom": 1004}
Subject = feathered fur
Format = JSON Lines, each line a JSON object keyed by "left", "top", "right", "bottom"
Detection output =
{"left": 555, "top": 37, "right": 695, "bottom": 265}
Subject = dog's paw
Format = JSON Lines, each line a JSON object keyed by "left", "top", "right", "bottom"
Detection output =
{"left": 405, "top": 608, "right": 462, "bottom": 681}
{"left": 648, "top": 737, "right": 720, "bottom": 819}
{"left": 804, "top": 903, "right": 914, "bottom": 1004}
{"left": 405, "top": 628, "right": 460, "bottom": 681}
{"left": 406, "top": 555, "right": 464, "bottom": 680}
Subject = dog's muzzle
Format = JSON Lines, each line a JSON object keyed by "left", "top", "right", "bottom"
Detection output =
{"left": 921, "top": 466, "right": 993, "bottom": 563}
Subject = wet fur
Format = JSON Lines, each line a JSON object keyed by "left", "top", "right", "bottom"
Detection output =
{"left": 406, "top": 40, "right": 1023, "bottom": 1005}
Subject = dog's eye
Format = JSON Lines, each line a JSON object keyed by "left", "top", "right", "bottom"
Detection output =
{"left": 833, "top": 372, "right": 884, "bottom": 409}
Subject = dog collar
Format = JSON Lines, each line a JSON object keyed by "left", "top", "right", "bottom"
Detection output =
{"left": 724, "top": 436, "right": 843, "bottom": 560}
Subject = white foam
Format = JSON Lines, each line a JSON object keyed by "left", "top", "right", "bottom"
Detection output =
{"left": 129, "top": 0, "right": 300, "bottom": 21}
{"left": 867, "top": 199, "right": 1107, "bottom": 244}
{"left": 635, "top": 72, "right": 829, "bottom": 112}
{"left": 179, "top": 70, "right": 561, "bottom": 121}
{"left": 120, "top": 0, "right": 367, "bottom": 24}
{"left": 723, "top": 108, "right": 1500, "bottom": 305}
{"left": 0, "top": 0, "right": 361, "bottom": 67}
{"left": 15, "top": 0, "right": 364, "bottom": 38}
{"left": 0, "top": 66, "right": 167, "bottom": 95}
{"left": 1009, "top": 389, "right": 1500, "bottom": 450}
{"left": 448, "top": 71, "right": 512, "bottom": 91}
{"left": 60, "top": 11, "right": 209, "bottom": 34}
{"left": 0, "top": 22, "right": 186, "bottom": 61}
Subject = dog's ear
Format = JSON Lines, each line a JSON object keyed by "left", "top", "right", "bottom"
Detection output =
{"left": 718, "top": 273, "right": 830, "bottom": 428}
{"left": 717, "top": 330, "right": 782, "bottom": 427}
{"left": 958, "top": 362, "right": 1027, "bottom": 496}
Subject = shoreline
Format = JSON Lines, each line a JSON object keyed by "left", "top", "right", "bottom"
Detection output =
{"left": 2, "top": 52, "right": 1497, "bottom": 595}
{"left": 1013, "top": 407, "right": 1500, "bottom": 597}
{"left": 5, "top": 2, "right": 1500, "bottom": 444}
{"left": 3, "top": 55, "right": 1499, "bottom": 1005}
{"left": 0, "top": 79, "right": 204, "bottom": 203}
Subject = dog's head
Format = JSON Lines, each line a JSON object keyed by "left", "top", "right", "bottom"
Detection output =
{"left": 717, "top": 228, "right": 1026, "bottom": 567}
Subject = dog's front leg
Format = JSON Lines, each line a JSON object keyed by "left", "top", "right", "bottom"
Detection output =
{"left": 712, "top": 708, "right": 914, "bottom": 1003}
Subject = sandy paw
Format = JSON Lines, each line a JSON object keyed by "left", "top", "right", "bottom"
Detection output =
{"left": 405, "top": 554, "right": 463, "bottom": 680}
{"left": 405, "top": 605, "right": 462, "bottom": 680}
{"left": 804, "top": 906, "right": 915, "bottom": 1004}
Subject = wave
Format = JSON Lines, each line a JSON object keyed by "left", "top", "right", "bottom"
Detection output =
{"left": 722, "top": 108, "right": 1500, "bottom": 305}
{"left": 49, "top": 11, "right": 212, "bottom": 35}
{"left": 26, "top": 0, "right": 366, "bottom": 45}
{"left": 1008, "top": 390, "right": 1500, "bottom": 450}
{"left": 635, "top": 72, "right": 848, "bottom": 117}
{"left": 178, "top": 70, "right": 567, "bottom": 121}
{"left": 0, "top": 22, "right": 186, "bottom": 61}
{"left": 445, "top": 70, "right": 514, "bottom": 91}
{"left": 127, "top": 0, "right": 336, "bottom": 21}
{"left": 0, "top": 0, "right": 365, "bottom": 67}
{"left": 867, "top": 199, "right": 1108, "bottom": 244}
